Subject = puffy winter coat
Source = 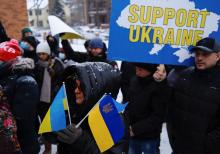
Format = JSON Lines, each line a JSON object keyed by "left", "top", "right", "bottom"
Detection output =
{"left": 59, "top": 61, "right": 121, "bottom": 154}
{"left": 125, "top": 76, "right": 170, "bottom": 139}
{"left": 0, "top": 58, "right": 40, "bottom": 154}
{"left": 167, "top": 65, "right": 220, "bottom": 154}
{"left": 120, "top": 62, "right": 136, "bottom": 102}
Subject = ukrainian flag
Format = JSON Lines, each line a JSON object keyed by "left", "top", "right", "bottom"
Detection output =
{"left": 39, "top": 85, "right": 67, "bottom": 134}
{"left": 88, "top": 95, "right": 125, "bottom": 152}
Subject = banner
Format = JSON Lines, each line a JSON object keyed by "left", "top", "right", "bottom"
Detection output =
{"left": 108, "top": 0, "right": 220, "bottom": 66}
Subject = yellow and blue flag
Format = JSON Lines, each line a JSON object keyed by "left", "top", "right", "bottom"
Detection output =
{"left": 88, "top": 95, "right": 125, "bottom": 152}
{"left": 39, "top": 85, "right": 67, "bottom": 134}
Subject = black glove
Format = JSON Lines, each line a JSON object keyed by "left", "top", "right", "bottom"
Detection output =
{"left": 47, "top": 67, "right": 55, "bottom": 77}
{"left": 47, "top": 35, "right": 58, "bottom": 50}
{"left": 0, "top": 21, "right": 10, "bottom": 43}
{"left": 57, "top": 124, "right": 82, "bottom": 144}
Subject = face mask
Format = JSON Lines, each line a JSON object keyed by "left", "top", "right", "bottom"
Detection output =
{"left": 19, "top": 42, "right": 29, "bottom": 50}
{"left": 59, "top": 53, "right": 66, "bottom": 60}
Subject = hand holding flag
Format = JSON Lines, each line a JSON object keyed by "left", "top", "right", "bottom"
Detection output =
{"left": 38, "top": 83, "right": 70, "bottom": 134}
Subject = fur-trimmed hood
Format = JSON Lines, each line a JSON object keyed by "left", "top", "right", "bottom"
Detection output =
{"left": 0, "top": 57, "right": 35, "bottom": 77}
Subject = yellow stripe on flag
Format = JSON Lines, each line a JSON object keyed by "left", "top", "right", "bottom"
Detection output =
{"left": 63, "top": 98, "right": 68, "bottom": 110}
{"left": 38, "top": 108, "right": 52, "bottom": 134}
{"left": 88, "top": 104, "right": 114, "bottom": 152}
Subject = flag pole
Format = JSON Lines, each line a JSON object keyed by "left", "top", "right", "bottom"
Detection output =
{"left": 63, "top": 82, "right": 72, "bottom": 125}
{"left": 75, "top": 94, "right": 107, "bottom": 128}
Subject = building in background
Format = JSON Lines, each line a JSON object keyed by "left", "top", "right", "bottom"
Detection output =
{"left": 26, "top": 0, "right": 112, "bottom": 29}
{"left": 27, "top": 0, "right": 49, "bottom": 28}
{"left": 83, "top": 0, "right": 111, "bottom": 28}
{"left": 68, "top": 0, "right": 85, "bottom": 26}
{"left": 0, "top": 0, "right": 28, "bottom": 39}
{"left": 48, "top": 0, "right": 66, "bottom": 22}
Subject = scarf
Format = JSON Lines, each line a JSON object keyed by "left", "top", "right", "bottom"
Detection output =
{"left": 38, "top": 60, "right": 51, "bottom": 103}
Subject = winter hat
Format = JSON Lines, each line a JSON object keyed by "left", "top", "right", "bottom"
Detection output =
{"left": 22, "top": 36, "right": 38, "bottom": 49}
{"left": 0, "top": 39, "right": 22, "bottom": 62}
{"left": 133, "top": 62, "right": 158, "bottom": 73}
{"left": 89, "top": 38, "right": 104, "bottom": 49}
{"left": 36, "top": 42, "right": 51, "bottom": 55}
{"left": 12, "top": 57, "right": 35, "bottom": 71}
{"left": 190, "top": 37, "right": 220, "bottom": 53}
{"left": 21, "top": 28, "right": 32, "bottom": 37}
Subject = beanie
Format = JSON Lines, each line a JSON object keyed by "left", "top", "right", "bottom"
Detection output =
{"left": 133, "top": 62, "right": 158, "bottom": 73}
{"left": 0, "top": 39, "right": 22, "bottom": 62}
{"left": 21, "top": 28, "right": 32, "bottom": 37}
{"left": 36, "top": 42, "right": 51, "bottom": 55}
{"left": 89, "top": 38, "right": 104, "bottom": 49}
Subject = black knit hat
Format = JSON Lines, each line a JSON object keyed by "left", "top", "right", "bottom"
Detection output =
{"left": 21, "top": 28, "right": 32, "bottom": 37}
{"left": 133, "top": 62, "right": 158, "bottom": 73}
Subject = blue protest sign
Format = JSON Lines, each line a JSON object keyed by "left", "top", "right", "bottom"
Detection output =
{"left": 108, "top": 0, "right": 220, "bottom": 66}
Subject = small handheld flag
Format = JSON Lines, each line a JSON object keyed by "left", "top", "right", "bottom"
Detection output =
{"left": 38, "top": 84, "right": 68, "bottom": 134}
{"left": 88, "top": 94, "right": 125, "bottom": 152}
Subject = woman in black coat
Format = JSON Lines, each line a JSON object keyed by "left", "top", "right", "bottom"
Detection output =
{"left": 0, "top": 58, "right": 40, "bottom": 154}
{"left": 57, "top": 61, "right": 121, "bottom": 154}
{"left": 34, "top": 41, "right": 64, "bottom": 153}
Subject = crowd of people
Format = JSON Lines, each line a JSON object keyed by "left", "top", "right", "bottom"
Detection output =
{"left": 0, "top": 20, "right": 220, "bottom": 154}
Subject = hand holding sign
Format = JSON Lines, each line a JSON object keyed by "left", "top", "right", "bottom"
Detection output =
{"left": 48, "top": 16, "right": 82, "bottom": 40}
{"left": 153, "top": 64, "right": 167, "bottom": 82}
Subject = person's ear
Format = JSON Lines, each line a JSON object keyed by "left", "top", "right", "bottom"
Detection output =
{"left": 216, "top": 52, "right": 220, "bottom": 60}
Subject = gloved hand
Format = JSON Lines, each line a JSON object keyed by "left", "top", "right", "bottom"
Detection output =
{"left": 0, "top": 21, "right": 10, "bottom": 43}
{"left": 47, "top": 67, "right": 55, "bottom": 77}
{"left": 57, "top": 124, "right": 82, "bottom": 144}
{"left": 47, "top": 35, "right": 58, "bottom": 50}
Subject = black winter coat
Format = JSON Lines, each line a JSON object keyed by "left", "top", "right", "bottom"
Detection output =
{"left": 0, "top": 59, "right": 40, "bottom": 154}
{"left": 120, "top": 62, "right": 135, "bottom": 102}
{"left": 125, "top": 76, "right": 170, "bottom": 139}
{"left": 59, "top": 61, "right": 121, "bottom": 154}
{"left": 23, "top": 49, "right": 38, "bottom": 63}
{"left": 167, "top": 66, "right": 220, "bottom": 154}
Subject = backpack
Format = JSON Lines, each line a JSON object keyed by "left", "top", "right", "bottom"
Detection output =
{"left": 0, "top": 86, "right": 21, "bottom": 154}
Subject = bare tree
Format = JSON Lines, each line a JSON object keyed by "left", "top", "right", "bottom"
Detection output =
{"left": 29, "top": 0, "right": 44, "bottom": 27}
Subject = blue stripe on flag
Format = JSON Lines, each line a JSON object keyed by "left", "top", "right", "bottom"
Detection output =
{"left": 99, "top": 95, "right": 125, "bottom": 143}
{"left": 50, "top": 86, "right": 66, "bottom": 131}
